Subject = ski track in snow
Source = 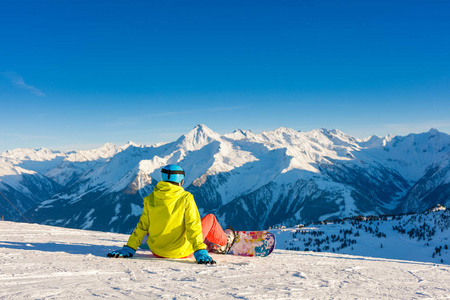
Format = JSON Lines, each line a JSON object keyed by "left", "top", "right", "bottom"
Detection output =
{"left": 1, "top": 221, "right": 450, "bottom": 299}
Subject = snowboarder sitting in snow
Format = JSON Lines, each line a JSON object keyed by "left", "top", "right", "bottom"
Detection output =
{"left": 107, "top": 164, "right": 235, "bottom": 264}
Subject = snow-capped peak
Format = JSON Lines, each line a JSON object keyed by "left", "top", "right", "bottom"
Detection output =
{"left": 428, "top": 128, "right": 441, "bottom": 136}
{"left": 224, "top": 128, "right": 256, "bottom": 141}
{"left": 311, "top": 128, "right": 359, "bottom": 149}
{"left": 176, "top": 124, "right": 222, "bottom": 151}
{"left": 358, "top": 135, "right": 389, "bottom": 148}
{"left": 120, "top": 141, "right": 141, "bottom": 150}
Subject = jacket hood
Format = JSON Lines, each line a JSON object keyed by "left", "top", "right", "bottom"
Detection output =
{"left": 153, "top": 181, "right": 185, "bottom": 201}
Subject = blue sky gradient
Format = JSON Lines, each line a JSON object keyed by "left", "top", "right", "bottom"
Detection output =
{"left": 1, "top": 0, "right": 449, "bottom": 152}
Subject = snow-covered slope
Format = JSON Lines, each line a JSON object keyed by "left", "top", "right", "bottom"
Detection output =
{"left": 1, "top": 220, "right": 449, "bottom": 299}
{"left": 272, "top": 205, "right": 450, "bottom": 265}
{"left": 1, "top": 125, "right": 449, "bottom": 233}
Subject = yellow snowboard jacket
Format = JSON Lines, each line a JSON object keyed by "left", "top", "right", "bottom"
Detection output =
{"left": 126, "top": 181, "right": 206, "bottom": 258}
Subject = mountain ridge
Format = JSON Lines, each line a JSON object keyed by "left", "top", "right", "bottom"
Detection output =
{"left": 0, "top": 125, "right": 449, "bottom": 233}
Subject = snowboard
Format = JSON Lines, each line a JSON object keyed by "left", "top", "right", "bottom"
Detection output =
{"left": 226, "top": 230, "right": 276, "bottom": 257}
{"left": 139, "top": 231, "right": 276, "bottom": 258}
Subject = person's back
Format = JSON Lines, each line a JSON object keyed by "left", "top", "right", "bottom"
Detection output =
{"left": 129, "top": 181, "right": 204, "bottom": 258}
{"left": 107, "top": 164, "right": 229, "bottom": 264}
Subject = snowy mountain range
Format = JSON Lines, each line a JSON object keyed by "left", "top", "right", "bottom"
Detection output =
{"left": 0, "top": 125, "right": 449, "bottom": 234}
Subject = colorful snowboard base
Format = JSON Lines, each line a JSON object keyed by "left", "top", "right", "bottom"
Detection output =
{"left": 227, "top": 230, "right": 276, "bottom": 257}
{"left": 138, "top": 230, "right": 277, "bottom": 258}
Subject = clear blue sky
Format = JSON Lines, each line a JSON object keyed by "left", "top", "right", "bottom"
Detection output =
{"left": 1, "top": 0, "right": 449, "bottom": 152}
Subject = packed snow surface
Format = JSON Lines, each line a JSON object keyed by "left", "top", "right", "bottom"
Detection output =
{"left": 1, "top": 221, "right": 449, "bottom": 299}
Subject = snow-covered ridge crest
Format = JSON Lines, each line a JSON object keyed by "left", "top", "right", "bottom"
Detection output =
{"left": 0, "top": 142, "right": 123, "bottom": 167}
{"left": 1, "top": 147, "right": 64, "bottom": 160}
{"left": 223, "top": 128, "right": 256, "bottom": 140}
{"left": 65, "top": 142, "right": 122, "bottom": 162}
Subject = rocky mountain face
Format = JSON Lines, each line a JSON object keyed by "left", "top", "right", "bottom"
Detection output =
{"left": 1, "top": 125, "right": 449, "bottom": 233}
